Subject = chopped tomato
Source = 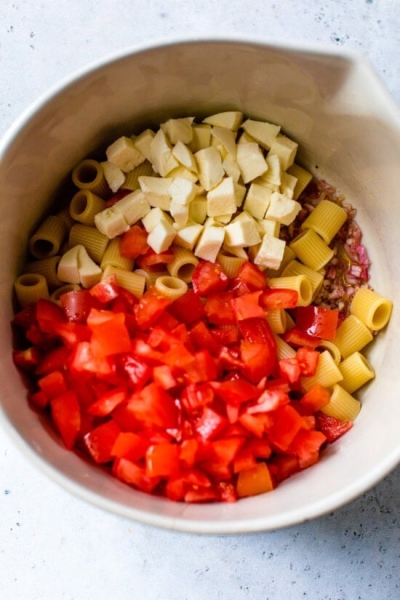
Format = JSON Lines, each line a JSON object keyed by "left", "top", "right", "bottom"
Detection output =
{"left": 231, "top": 291, "right": 266, "bottom": 321}
{"left": 236, "top": 462, "right": 274, "bottom": 497}
{"left": 234, "top": 261, "right": 267, "bottom": 291}
{"left": 295, "top": 305, "right": 339, "bottom": 340}
{"left": 136, "top": 247, "right": 174, "bottom": 271}
{"left": 315, "top": 412, "right": 353, "bottom": 442}
{"left": 191, "top": 260, "right": 229, "bottom": 296}
{"left": 300, "top": 384, "right": 331, "bottom": 412}
{"left": 83, "top": 420, "right": 121, "bottom": 463}
{"left": 282, "top": 327, "right": 320, "bottom": 349}
{"left": 145, "top": 443, "right": 180, "bottom": 477}
{"left": 259, "top": 287, "right": 298, "bottom": 310}
{"left": 50, "top": 390, "right": 81, "bottom": 450}
{"left": 119, "top": 225, "right": 149, "bottom": 259}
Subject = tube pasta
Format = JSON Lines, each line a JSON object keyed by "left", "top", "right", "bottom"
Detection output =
{"left": 321, "top": 384, "right": 361, "bottom": 421}
{"left": 69, "top": 224, "right": 109, "bottom": 264}
{"left": 315, "top": 340, "right": 341, "bottom": 364}
{"left": 72, "top": 159, "right": 110, "bottom": 197}
{"left": 102, "top": 265, "right": 145, "bottom": 298}
{"left": 14, "top": 273, "right": 49, "bottom": 307}
{"left": 286, "top": 163, "right": 313, "bottom": 200}
{"left": 281, "top": 259, "right": 323, "bottom": 299}
{"left": 300, "top": 199, "right": 347, "bottom": 244}
{"left": 334, "top": 314, "right": 373, "bottom": 359}
{"left": 289, "top": 228, "right": 334, "bottom": 271}
{"left": 274, "top": 334, "right": 297, "bottom": 359}
{"left": 56, "top": 206, "right": 77, "bottom": 231}
{"left": 154, "top": 275, "right": 188, "bottom": 299}
{"left": 267, "top": 275, "right": 312, "bottom": 307}
{"left": 265, "top": 309, "right": 287, "bottom": 334}
{"left": 301, "top": 350, "right": 343, "bottom": 391}
{"left": 69, "top": 190, "right": 106, "bottom": 226}
{"left": 216, "top": 252, "right": 246, "bottom": 278}
{"left": 50, "top": 283, "right": 81, "bottom": 304}
{"left": 100, "top": 238, "right": 134, "bottom": 271}
{"left": 350, "top": 288, "right": 393, "bottom": 331}
{"left": 29, "top": 215, "right": 67, "bottom": 259}
{"left": 166, "top": 246, "right": 199, "bottom": 282}
{"left": 134, "top": 268, "right": 167, "bottom": 290}
{"left": 24, "top": 256, "right": 62, "bottom": 289}
{"left": 338, "top": 352, "right": 375, "bottom": 394}
{"left": 122, "top": 160, "right": 154, "bottom": 191}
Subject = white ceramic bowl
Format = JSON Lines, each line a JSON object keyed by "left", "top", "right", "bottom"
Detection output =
{"left": 1, "top": 37, "right": 400, "bottom": 534}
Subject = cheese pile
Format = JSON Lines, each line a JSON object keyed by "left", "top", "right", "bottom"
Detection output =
{"left": 94, "top": 111, "right": 312, "bottom": 271}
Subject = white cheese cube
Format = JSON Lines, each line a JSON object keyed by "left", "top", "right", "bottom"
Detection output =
{"left": 150, "top": 129, "right": 179, "bottom": 176}
{"left": 189, "top": 197, "right": 208, "bottom": 224}
{"left": 142, "top": 207, "right": 172, "bottom": 233}
{"left": 280, "top": 172, "right": 298, "bottom": 199}
{"left": 94, "top": 206, "right": 129, "bottom": 239}
{"left": 172, "top": 141, "right": 198, "bottom": 172}
{"left": 195, "top": 146, "right": 224, "bottom": 191}
{"left": 241, "top": 119, "right": 281, "bottom": 150}
{"left": 211, "top": 138, "right": 228, "bottom": 160}
{"left": 268, "top": 134, "right": 298, "bottom": 170}
{"left": 168, "top": 177, "right": 199, "bottom": 206}
{"left": 262, "top": 154, "right": 282, "bottom": 186}
{"left": 207, "top": 177, "right": 237, "bottom": 217}
{"left": 224, "top": 216, "right": 261, "bottom": 248}
{"left": 194, "top": 225, "right": 225, "bottom": 262}
{"left": 113, "top": 190, "right": 151, "bottom": 225}
{"left": 139, "top": 176, "right": 172, "bottom": 211}
{"left": 213, "top": 214, "right": 233, "bottom": 225}
{"left": 57, "top": 245, "right": 81, "bottom": 283}
{"left": 78, "top": 245, "right": 102, "bottom": 289}
{"left": 222, "top": 242, "right": 248, "bottom": 259}
{"left": 202, "top": 111, "right": 243, "bottom": 130}
{"left": 168, "top": 166, "right": 199, "bottom": 183}
{"left": 253, "top": 234, "right": 286, "bottom": 270}
{"left": 189, "top": 124, "right": 212, "bottom": 152}
{"left": 222, "top": 156, "right": 241, "bottom": 182}
{"left": 161, "top": 117, "right": 194, "bottom": 145}
{"left": 173, "top": 221, "right": 203, "bottom": 250}
{"left": 211, "top": 127, "right": 237, "bottom": 158}
{"left": 237, "top": 131, "right": 257, "bottom": 144}
{"left": 257, "top": 218, "right": 280, "bottom": 237}
{"left": 265, "top": 192, "right": 302, "bottom": 225}
{"left": 101, "top": 161, "right": 125, "bottom": 193}
{"left": 170, "top": 198, "right": 189, "bottom": 228}
{"left": 132, "top": 129, "right": 155, "bottom": 163}
{"left": 243, "top": 183, "right": 272, "bottom": 220}
{"left": 106, "top": 136, "right": 145, "bottom": 172}
{"left": 236, "top": 143, "right": 268, "bottom": 184}
{"left": 147, "top": 220, "right": 176, "bottom": 253}
{"left": 234, "top": 182, "right": 247, "bottom": 208}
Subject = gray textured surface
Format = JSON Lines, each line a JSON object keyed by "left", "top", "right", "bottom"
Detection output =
{"left": 1, "top": 1, "right": 400, "bottom": 598}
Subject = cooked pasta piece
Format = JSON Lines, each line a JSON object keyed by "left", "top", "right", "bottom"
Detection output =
{"left": 167, "top": 246, "right": 199, "bottom": 283}
{"left": 338, "top": 351, "right": 375, "bottom": 393}
{"left": 274, "top": 334, "right": 297, "bottom": 359}
{"left": 14, "top": 273, "right": 49, "bottom": 307}
{"left": 281, "top": 259, "right": 323, "bottom": 299}
{"left": 69, "top": 224, "right": 109, "bottom": 264}
{"left": 300, "top": 199, "right": 347, "bottom": 244}
{"left": 56, "top": 206, "right": 77, "bottom": 231}
{"left": 321, "top": 384, "right": 361, "bottom": 421}
{"left": 69, "top": 190, "right": 106, "bottom": 226}
{"left": 286, "top": 163, "right": 313, "bottom": 200}
{"left": 265, "top": 309, "right": 287, "bottom": 334}
{"left": 134, "top": 268, "right": 167, "bottom": 290}
{"left": 289, "top": 228, "right": 334, "bottom": 271}
{"left": 102, "top": 265, "right": 145, "bottom": 298}
{"left": 315, "top": 340, "right": 341, "bottom": 365}
{"left": 50, "top": 283, "right": 81, "bottom": 304}
{"left": 301, "top": 350, "right": 343, "bottom": 391}
{"left": 24, "top": 256, "right": 62, "bottom": 289}
{"left": 333, "top": 314, "right": 373, "bottom": 359}
{"left": 100, "top": 238, "right": 134, "bottom": 271}
{"left": 29, "top": 215, "right": 68, "bottom": 259}
{"left": 216, "top": 252, "right": 246, "bottom": 278}
{"left": 154, "top": 275, "right": 188, "bottom": 299}
{"left": 71, "top": 159, "right": 110, "bottom": 198}
{"left": 122, "top": 160, "right": 154, "bottom": 191}
{"left": 350, "top": 288, "right": 393, "bottom": 331}
{"left": 267, "top": 275, "right": 312, "bottom": 307}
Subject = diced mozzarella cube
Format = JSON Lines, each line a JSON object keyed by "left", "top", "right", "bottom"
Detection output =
{"left": 57, "top": 245, "right": 81, "bottom": 283}
{"left": 268, "top": 134, "right": 298, "bottom": 170}
{"left": 167, "top": 166, "right": 199, "bottom": 183}
{"left": 280, "top": 172, "right": 298, "bottom": 199}
{"left": 194, "top": 225, "right": 225, "bottom": 262}
{"left": 222, "top": 156, "right": 241, "bottom": 182}
{"left": 168, "top": 178, "right": 199, "bottom": 206}
{"left": 253, "top": 234, "right": 286, "bottom": 270}
{"left": 222, "top": 242, "right": 248, "bottom": 259}
{"left": 241, "top": 119, "right": 281, "bottom": 150}
{"left": 224, "top": 215, "right": 261, "bottom": 248}
{"left": 236, "top": 143, "right": 268, "bottom": 184}
{"left": 132, "top": 129, "right": 155, "bottom": 163}
{"left": 150, "top": 129, "right": 179, "bottom": 176}
{"left": 243, "top": 183, "right": 272, "bottom": 220}
{"left": 106, "top": 136, "right": 145, "bottom": 172}
{"left": 189, "top": 124, "right": 212, "bottom": 152}
{"left": 207, "top": 177, "right": 237, "bottom": 217}
{"left": 172, "top": 141, "right": 198, "bottom": 172}
{"left": 237, "top": 131, "right": 257, "bottom": 144}
{"left": 173, "top": 221, "right": 204, "bottom": 250}
{"left": 234, "top": 182, "right": 247, "bottom": 207}
{"left": 78, "top": 245, "right": 102, "bottom": 289}
{"left": 262, "top": 154, "right": 282, "bottom": 186}
{"left": 265, "top": 192, "right": 302, "bottom": 225}
{"left": 287, "top": 163, "right": 313, "bottom": 200}
{"left": 94, "top": 206, "right": 130, "bottom": 238}
{"left": 147, "top": 220, "right": 176, "bottom": 253}
{"left": 113, "top": 190, "right": 151, "bottom": 225}
{"left": 189, "top": 197, "right": 208, "bottom": 224}
{"left": 202, "top": 111, "right": 243, "bottom": 130}
{"left": 101, "top": 161, "right": 125, "bottom": 193}
{"left": 161, "top": 117, "right": 194, "bottom": 145}
{"left": 141, "top": 207, "right": 172, "bottom": 233}
{"left": 213, "top": 214, "right": 232, "bottom": 225}
{"left": 139, "top": 176, "right": 172, "bottom": 211}
{"left": 257, "top": 218, "right": 280, "bottom": 237}
{"left": 211, "top": 127, "right": 237, "bottom": 158}
{"left": 170, "top": 198, "right": 189, "bottom": 228}
{"left": 195, "top": 146, "right": 224, "bottom": 191}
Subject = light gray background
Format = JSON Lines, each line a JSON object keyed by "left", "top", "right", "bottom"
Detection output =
{"left": 1, "top": 1, "right": 399, "bottom": 599}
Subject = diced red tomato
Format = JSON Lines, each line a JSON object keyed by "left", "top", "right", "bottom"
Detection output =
{"left": 236, "top": 462, "right": 274, "bottom": 497}
{"left": 315, "top": 412, "right": 353, "bottom": 442}
{"left": 89, "top": 274, "right": 120, "bottom": 304}
{"left": 259, "top": 287, "right": 298, "bottom": 310}
{"left": 282, "top": 327, "right": 321, "bottom": 349}
{"left": 300, "top": 384, "right": 331, "bottom": 412}
{"left": 136, "top": 247, "right": 174, "bottom": 271}
{"left": 191, "top": 261, "right": 229, "bottom": 296}
{"left": 168, "top": 290, "right": 206, "bottom": 324}
{"left": 296, "top": 346, "right": 320, "bottom": 377}
{"left": 118, "top": 224, "right": 149, "bottom": 258}
{"left": 295, "top": 305, "right": 339, "bottom": 341}
{"left": 204, "top": 292, "right": 236, "bottom": 325}
{"left": 234, "top": 261, "right": 267, "bottom": 291}
{"left": 231, "top": 291, "right": 266, "bottom": 321}
{"left": 145, "top": 443, "right": 180, "bottom": 477}
{"left": 50, "top": 390, "right": 81, "bottom": 450}
{"left": 83, "top": 420, "right": 121, "bottom": 464}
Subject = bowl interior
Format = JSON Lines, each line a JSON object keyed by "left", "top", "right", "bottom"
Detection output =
{"left": 1, "top": 39, "right": 400, "bottom": 533}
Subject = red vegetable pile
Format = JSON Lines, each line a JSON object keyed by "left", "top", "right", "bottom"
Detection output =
{"left": 12, "top": 260, "right": 352, "bottom": 503}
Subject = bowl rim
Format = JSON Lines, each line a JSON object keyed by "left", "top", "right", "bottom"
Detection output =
{"left": 1, "top": 34, "right": 400, "bottom": 534}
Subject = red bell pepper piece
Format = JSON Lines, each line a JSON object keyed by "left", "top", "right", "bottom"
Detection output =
{"left": 295, "top": 305, "right": 339, "bottom": 340}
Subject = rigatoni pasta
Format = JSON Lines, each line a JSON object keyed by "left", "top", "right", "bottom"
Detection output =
{"left": 300, "top": 199, "right": 347, "bottom": 244}
{"left": 321, "top": 384, "right": 361, "bottom": 422}
{"left": 71, "top": 159, "right": 110, "bottom": 197}
{"left": 14, "top": 273, "right": 49, "bottom": 307}
{"left": 338, "top": 352, "right": 375, "bottom": 394}
{"left": 289, "top": 228, "right": 334, "bottom": 271}
{"left": 350, "top": 288, "right": 393, "bottom": 331}
{"left": 29, "top": 215, "right": 67, "bottom": 259}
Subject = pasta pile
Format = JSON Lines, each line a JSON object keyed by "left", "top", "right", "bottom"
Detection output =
{"left": 13, "top": 111, "right": 393, "bottom": 424}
